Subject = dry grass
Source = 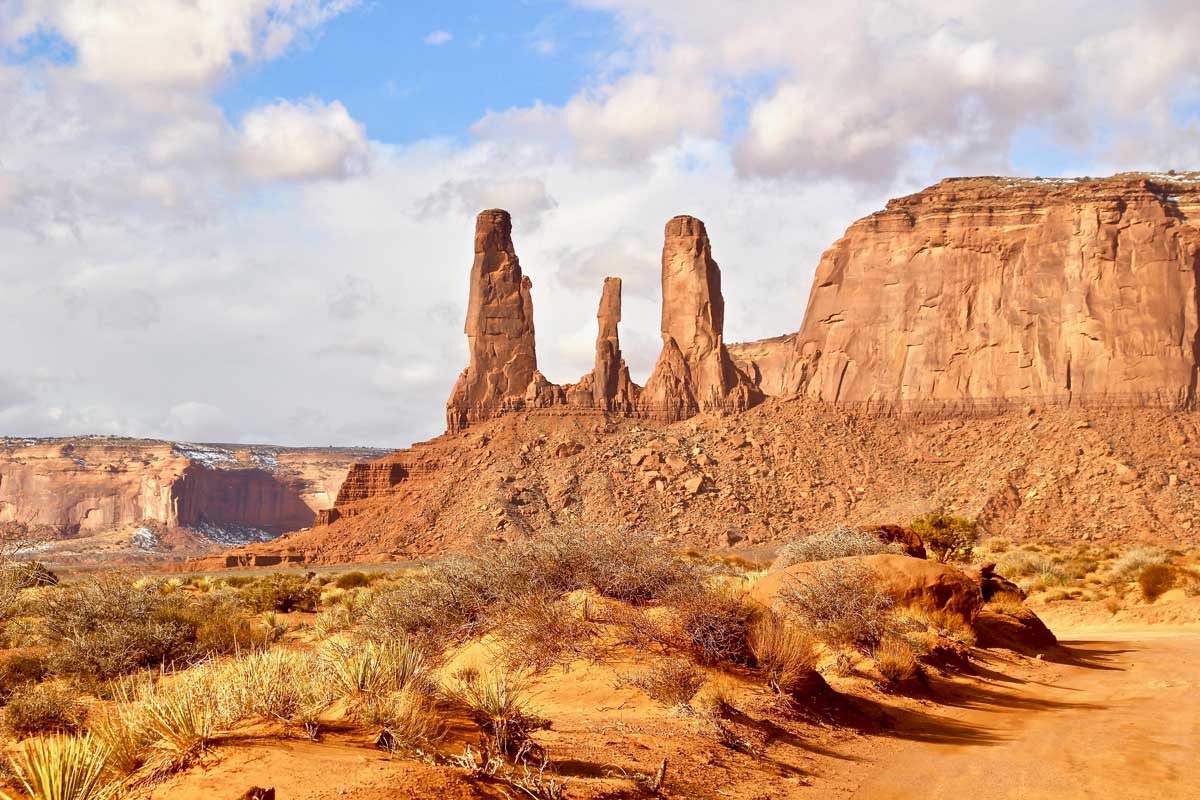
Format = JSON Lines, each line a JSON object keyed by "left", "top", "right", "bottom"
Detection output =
{"left": 617, "top": 658, "right": 707, "bottom": 712}
{"left": 746, "top": 614, "right": 819, "bottom": 697}
{"left": 774, "top": 524, "right": 902, "bottom": 567}
{"left": 1138, "top": 564, "right": 1175, "bottom": 601}
{"left": 489, "top": 596, "right": 599, "bottom": 674}
{"left": 445, "top": 667, "right": 547, "bottom": 757}
{"left": 3, "top": 685, "right": 86, "bottom": 739}
{"left": 872, "top": 636, "right": 919, "bottom": 682}
{"left": 671, "top": 588, "right": 759, "bottom": 667}
{"left": 321, "top": 638, "right": 431, "bottom": 717}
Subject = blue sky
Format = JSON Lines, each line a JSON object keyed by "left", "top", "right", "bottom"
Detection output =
{"left": 216, "top": 1, "right": 619, "bottom": 145}
{"left": 2, "top": 1, "right": 1199, "bottom": 447}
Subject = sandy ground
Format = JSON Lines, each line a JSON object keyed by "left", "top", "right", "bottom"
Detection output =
{"left": 826, "top": 625, "right": 1200, "bottom": 800}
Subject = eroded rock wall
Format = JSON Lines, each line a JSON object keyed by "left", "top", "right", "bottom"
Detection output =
{"left": 738, "top": 175, "right": 1200, "bottom": 411}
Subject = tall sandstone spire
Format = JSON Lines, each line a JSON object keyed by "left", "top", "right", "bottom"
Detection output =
{"left": 641, "top": 215, "right": 760, "bottom": 421}
{"left": 446, "top": 209, "right": 538, "bottom": 432}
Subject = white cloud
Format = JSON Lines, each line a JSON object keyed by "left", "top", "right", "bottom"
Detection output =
{"left": 5, "top": 0, "right": 360, "bottom": 89}
{"left": 239, "top": 98, "right": 369, "bottom": 180}
{"left": 424, "top": 29, "right": 452, "bottom": 46}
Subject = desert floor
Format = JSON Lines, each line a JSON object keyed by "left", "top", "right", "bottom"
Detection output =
{"left": 830, "top": 623, "right": 1199, "bottom": 799}
{"left": 146, "top": 616, "right": 1199, "bottom": 800}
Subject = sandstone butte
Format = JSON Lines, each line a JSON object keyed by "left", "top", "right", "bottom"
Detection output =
{"left": 0, "top": 438, "right": 384, "bottom": 564}
{"left": 219, "top": 173, "right": 1200, "bottom": 566}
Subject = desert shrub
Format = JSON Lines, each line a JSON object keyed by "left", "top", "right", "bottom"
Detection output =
{"left": 747, "top": 614, "right": 819, "bottom": 696}
{"left": 776, "top": 560, "right": 893, "bottom": 649}
{"left": 775, "top": 525, "right": 901, "bottom": 567}
{"left": 38, "top": 577, "right": 203, "bottom": 680}
{"left": 334, "top": 571, "right": 371, "bottom": 590}
{"left": 1, "top": 562, "right": 59, "bottom": 590}
{"left": 1137, "top": 564, "right": 1175, "bottom": 601}
{"left": 312, "top": 605, "right": 355, "bottom": 639}
{"left": 909, "top": 514, "right": 977, "bottom": 562}
{"left": 4, "top": 734, "right": 113, "bottom": 800}
{"left": 1108, "top": 547, "right": 1171, "bottom": 584}
{"left": 985, "top": 591, "right": 1026, "bottom": 615}
{"left": 670, "top": 588, "right": 759, "bottom": 667}
{"left": 3, "top": 684, "right": 85, "bottom": 739}
{"left": 872, "top": 636, "right": 919, "bottom": 682}
{"left": 489, "top": 596, "right": 599, "bottom": 673}
{"left": 221, "top": 575, "right": 254, "bottom": 589}
{"left": 193, "top": 597, "right": 260, "bottom": 655}
{"left": 362, "top": 529, "right": 702, "bottom": 648}
{"left": 239, "top": 574, "right": 320, "bottom": 613}
{"left": 892, "top": 606, "right": 976, "bottom": 647}
{"left": 617, "top": 658, "right": 707, "bottom": 711}
{"left": 0, "top": 652, "right": 49, "bottom": 701}
{"left": 446, "top": 667, "right": 547, "bottom": 756}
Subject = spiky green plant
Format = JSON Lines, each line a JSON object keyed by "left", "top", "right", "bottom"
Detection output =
{"left": 1, "top": 734, "right": 115, "bottom": 800}
{"left": 321, "top": 638, "right": 428, "bottom": 714}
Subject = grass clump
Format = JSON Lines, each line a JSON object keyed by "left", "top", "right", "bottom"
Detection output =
{"left": 774, "top": 524, "right": 901, "bottom": 567}
{"left": 322, "top": 638, "right": 431, "bottom": 716}
{"left": 334, "top": 571, "right": 371, "bottom": 590}
{"left": 747, "top": 614, "right": 820, "bottom": 697}
{"left": 872, "top": 636, "right": 919, "bottom": 682}
{"left": 1108, "top": 547, "right": 1171, "bottom": 584}
{"left": 1138, "top": 563, "right": 1175, "bottom": 601}
{"left": 446, "top": 667, "right": 547, "bottom": 757}
{"left": 1, "top": 734, "right": 113, "bottom": 800}
{"left": 3, "top": 685, "right": 85, "bottom": 739}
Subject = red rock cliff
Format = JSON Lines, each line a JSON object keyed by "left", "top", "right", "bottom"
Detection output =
{"left": 735, "top": 175, "right": 1200, "bottom": 410}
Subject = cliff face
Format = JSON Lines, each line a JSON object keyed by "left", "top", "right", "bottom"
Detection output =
{"left": 0, "top": 438, "right": 385, "bottom": 556}
{"left": 738, "top": 175, "right": 1200, "bottom": 410}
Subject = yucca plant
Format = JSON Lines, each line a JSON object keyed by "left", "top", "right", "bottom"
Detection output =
{"left": 138, "top": 674, "right": 225, "bottom": 774}
{"left": 1, "top": 734, "right": 115, "bottom": 800}
{"left": 445, "top": 667, "right": 546, "bottom": 756}
{"left": 322, "top": 638, "right": 428, "bottom": 715}
{"left": 223, "top": 648, "right": 330, "bottom": 735}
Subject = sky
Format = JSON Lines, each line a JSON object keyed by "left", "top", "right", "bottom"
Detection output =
{"left": 2, "top": 1, "right": 1200, "bottom": 448}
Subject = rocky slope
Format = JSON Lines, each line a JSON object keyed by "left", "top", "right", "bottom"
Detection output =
{"left": 0, "top": 438, "right": 384, "bottom": 562}
{"left": 735, "top": 174, "right": 1200, "bottom": 410}
{"left": 228, "top": 398, "right": 1200, "bottom": 564}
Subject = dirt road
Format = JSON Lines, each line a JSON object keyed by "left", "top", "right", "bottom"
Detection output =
{"left": 840, "top": 628, "right": 1200, "bottom": 800}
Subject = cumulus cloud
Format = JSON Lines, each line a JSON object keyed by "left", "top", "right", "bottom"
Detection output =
{"left": 486, "top": 0, "right": 1200, "bottom": 183}
{"left": 416, "top": 177, "right": 558, "bottom": 230}
{"left": 4, "top": 0, "right": 361, "bottom": 89}
{"left": 423, "top": 29, "right": 452, "bottom": 46}
{"left": 239, "top": 98, "right": 369, "bottom": 180}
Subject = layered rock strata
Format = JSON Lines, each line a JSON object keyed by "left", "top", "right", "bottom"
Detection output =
{"left": 737, "top": 174, "right": 1200, "bottom": 411}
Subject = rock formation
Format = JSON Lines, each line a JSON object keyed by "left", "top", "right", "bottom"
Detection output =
{"left": 0, "top": 437, "right": 383, "bottom": 558}
{"left": 738, "top": 174, "right": 1200, "bottom": 411}
{"left": 641, "top": 216, "right": 760, "bottom": 421}
{"left": 445, "top": 210, "right": 753, "bottom": 432}
{"left": 446, "top": 209, "right": 539, "bottom": 432}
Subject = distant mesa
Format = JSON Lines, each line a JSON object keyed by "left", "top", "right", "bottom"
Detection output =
{"left": 445, "top": 209, "right": 762, "bottom": 433}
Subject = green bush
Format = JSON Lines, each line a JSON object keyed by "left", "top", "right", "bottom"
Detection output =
{"left": 239, "top": 574, "right": 321, "bottom": 613}
{"left": 910, "top": 514, "right": 978, "bottom": 563}
{"left": 3, "top": 684, "right": 85, "bottom": 739}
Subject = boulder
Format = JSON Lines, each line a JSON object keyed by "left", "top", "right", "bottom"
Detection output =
{"left": 870, "top": 524, "right": 926, "bottom": 558}
{"left": 751, "top": 554, "right": 983, "bottom": 621}
{"left": 974, "top": 606, "right": 1058, "bottom": 652}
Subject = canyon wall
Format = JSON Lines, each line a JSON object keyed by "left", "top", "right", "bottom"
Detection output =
{"left": 736, "top": 175, "right": 1200, "bottom": 411}
{"left": 0, "top": 438, "right": 384, "bottom": 552}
